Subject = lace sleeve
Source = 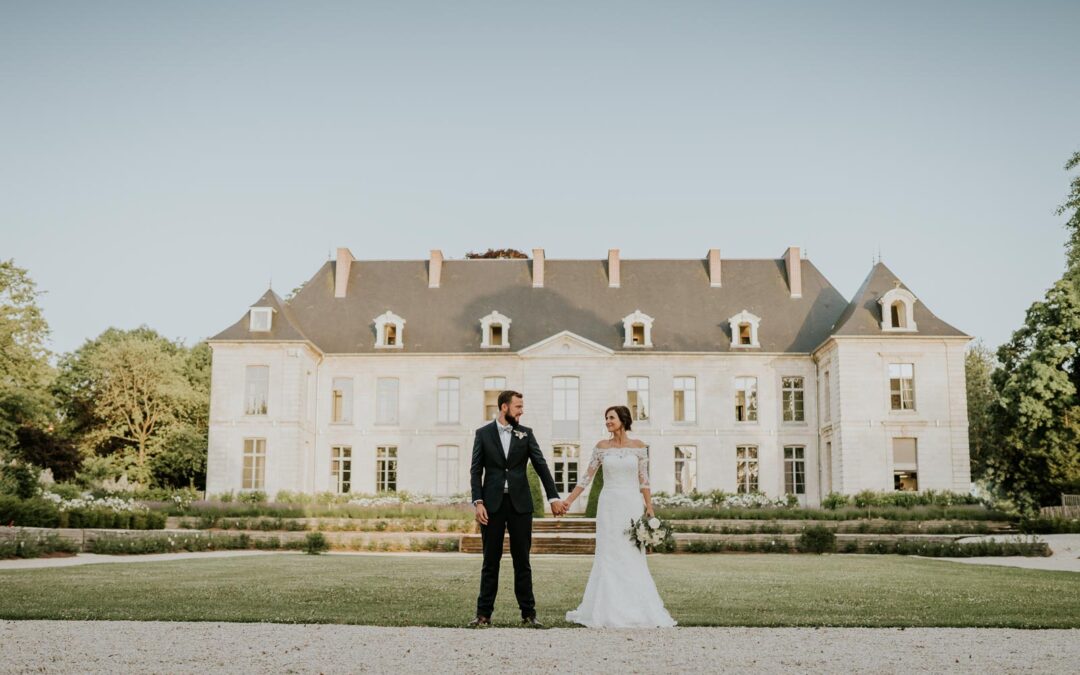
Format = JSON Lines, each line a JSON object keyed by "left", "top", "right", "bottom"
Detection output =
{"left": 637, "top": 447, "right": 650, "bottom": 489}
{"left": 577, "top": 446, "right": 603, "bottom": 490}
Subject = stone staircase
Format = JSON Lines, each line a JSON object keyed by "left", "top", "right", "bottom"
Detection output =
{"left": 459, "top": 518, "right": 596, "bottom": 554}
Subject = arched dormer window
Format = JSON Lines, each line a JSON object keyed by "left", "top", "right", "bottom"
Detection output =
{"left": 480, "top": 310, "right": 511, "bottom": 349}
{"left": 249, "top": 307, "right": 274, "bottom": 332}
{"left": 728, "top": 310, "right": 761, "bottom": 349}
{"left": 374, "top": 311, "right": 405, "bottom": 348}
{"left": 622, "top": 310, "right": 654, "bottom": 348}
{"left": 878, "top": 288, "right": 918, "bottom": 332}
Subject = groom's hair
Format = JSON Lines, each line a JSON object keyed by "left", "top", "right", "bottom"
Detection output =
{"left": 498, "top": 390, "right": 523, "bottom": 410}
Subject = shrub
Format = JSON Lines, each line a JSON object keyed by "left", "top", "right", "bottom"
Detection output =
{"left": 238, "top": 491, "right": 267, "bottom": 504}
{"left": 0, "top": 495, "right": 61, "bottom": 528}
{"left": 1018, "top": 518, "right": 1080, "bottom": 534}
{"left": 527, "top": 465, "right": 545, "bottom": 515}
{"left": 304, "top": 531, "right": 329, "bottom": 555}
{"left": 585, "top": 466, "right": 604, "bottom": 518}
{"left": 821, "top": 492, "right": 850, "bottom": 510}
{"left": 797, "top": 525, "right": 836, "bottom": 553}
{"left": 0, "top": 532, "right": 79, "bottom": 559}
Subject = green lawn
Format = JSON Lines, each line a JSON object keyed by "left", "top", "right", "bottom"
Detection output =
{"left": 1, "top": 553, "right": 1077, "bottom": 628}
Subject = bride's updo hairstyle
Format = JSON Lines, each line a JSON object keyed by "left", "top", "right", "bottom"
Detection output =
{"left": 605, "top": 405, "right": 634, "bottom": 432}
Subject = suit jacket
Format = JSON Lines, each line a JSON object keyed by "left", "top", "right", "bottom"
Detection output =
{"left": 470, "top": 421, "right": 560, "bottom": 514}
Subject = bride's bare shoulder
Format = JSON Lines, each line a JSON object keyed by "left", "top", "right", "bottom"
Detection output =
{"left": 595, "top": 439, "right": 611, "bottom": 449}
{"left": 627, "top": 438, "right": 647, "bottom": 448}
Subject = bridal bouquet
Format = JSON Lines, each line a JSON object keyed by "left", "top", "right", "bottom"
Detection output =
{"left": 626, "top": 515, "right": 673, "bottom": 552}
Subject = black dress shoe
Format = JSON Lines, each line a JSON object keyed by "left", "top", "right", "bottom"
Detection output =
{"left": 521, "top": 616, "right": 546, "bottom": 629}
{"left": 468, "top": 616, "right": 492, "bottom": 628}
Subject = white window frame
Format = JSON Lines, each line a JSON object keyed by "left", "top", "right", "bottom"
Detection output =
{"left": 889, "top": 363, "right": 916, "bottom": 411}
{"left": 376, "top": 445, "right": 398, "bottom": 492}
{"left": 552, "top": 376, "right": 579, "bottom": 439}
{"left": 781, "top": 376, "right": 805, "bottom": 423}
{"left": 622, "top": 309, "right": 654, "bottom": 348}
{"left": 736, "top": 445, "right": 758, "bottom": 494}
{"left": 728, "top": 309, "right": 761, "bottom": 349}
{"left": 374, "top": 311, "right": 405, "bottom": 349}
{"left": 249, "top": 307, "right": 274, "bottom": 332}
{"left": 552, "top": 444, "right": 580, "bottom": 493}
{"left": 734, "top": 376, "right": 758, "bottom": 422}
{"left": 437, "top": 377, "right": 460, "bottom": 424}
{"left": 244, "top": 365, "right": 269, "bottom": 416}
{"left": 627, "top": 376, "right": 650, "bottom": 422}
{"left": 242, "top": 438, "right": 266, "bottom": 490}
{"left": 330, "top": 377, "right": 353, "bottom": 424}
{"left": 674, "top": 445, "right": 697, "bottom": 494}
{"left": 479, "top": 311, "right": 512, "bottom": 349}
{"left": 331, "top": 445, "right": 352, "bottom": 494}
{"left": 483, "top": 377, "right": 507, "bottom": 421}
{"left": 673, "top": 376, "right": 697, "bottom": 423}
{"left": 784, "top": 445, "right": 805, "bottom": 495}
{"left": 436, "top": 445, "right": 459, "bottom": 495}
{"left": 375, "top": 377, "right": 399, "bottom": 425}
{"left": 879, "top": 288, "right": 918, "bottom": 332}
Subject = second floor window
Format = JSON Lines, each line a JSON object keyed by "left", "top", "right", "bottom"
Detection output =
{"left": 673, "top": 377, "right": 696, "bottom": 423}
{"left": 627, "top": 377, "right": 650, "bottom": 421}
{"left": 437, "top": 377, "right": 460, "bottom": 424}
{"left": 552, "top": 376, "right": 579, "bottom": 439}
{"left": 244, "top": 365, "right": 269, "bottom": 415}
{"left": 376, "top": 377, "right": 399, "bottom": 425}
{"left": 331, "top": 377, "right": 353, "bottom": 424}
{"left": 734, "top": 376, "right": 758, "bottom": 422}
{"left": 782, "top": 376, "right": 804, "bottom": 422}
{"left": 483, "top": 377, "right": 506, "bottom": 421}
{"left": 890, "top": 364, "right": 915, "bottom": 410}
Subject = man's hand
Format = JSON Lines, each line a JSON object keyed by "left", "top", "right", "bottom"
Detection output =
{"left": 474, "top": 502, "right": 489, "bottom": 526}
{"left": 550, "top": 500, "right": 567, "bottom": 517}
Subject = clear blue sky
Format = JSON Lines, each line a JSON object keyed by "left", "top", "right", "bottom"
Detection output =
{"left": 2, "top": 1, "right": 1077, "bottom": 356}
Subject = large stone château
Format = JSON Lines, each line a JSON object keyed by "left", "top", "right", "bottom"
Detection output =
{"left": 206, "top": 247, "right": 972, "bottom": 508}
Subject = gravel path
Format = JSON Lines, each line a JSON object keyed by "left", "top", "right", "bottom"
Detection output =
{"left": 1, "top": 621, "right": 1076, "bottom": 674}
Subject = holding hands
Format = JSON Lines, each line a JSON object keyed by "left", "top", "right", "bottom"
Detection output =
{"left": 550, "top": 499, "right": 568, "bottom": 517}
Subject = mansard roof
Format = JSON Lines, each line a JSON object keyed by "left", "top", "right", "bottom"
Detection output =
{"left": 210, "top": 255, "right": 963, "bottom": 354}
{"left": 828, "top": 262, "right": 968, "bottom": 338}
{"left": 215, "top": 288, "right": 312, "bottom": 344}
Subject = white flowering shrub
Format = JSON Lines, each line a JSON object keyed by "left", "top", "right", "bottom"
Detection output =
{"left": 38, "top": 488, "right": 146, "bottom": 514}
{"left": 346, "top": 492, "right": 470, "bottom": 507}
{"left": 651, "top": 491, "right": 789, "bottom": 509}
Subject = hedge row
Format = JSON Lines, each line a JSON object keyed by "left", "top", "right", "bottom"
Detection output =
{"left": 0, "top": 496, "right": 166, "bottom": 530}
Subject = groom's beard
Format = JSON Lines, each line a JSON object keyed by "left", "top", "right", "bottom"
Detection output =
{"left": 505, "top": 412, "right": 519, "bottom": 427}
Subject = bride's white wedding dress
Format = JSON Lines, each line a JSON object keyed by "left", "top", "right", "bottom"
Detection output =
{"left": 566, "top": 445, "right": 677, "bottom": 628}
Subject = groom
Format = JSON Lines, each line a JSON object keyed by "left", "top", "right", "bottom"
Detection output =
{"left": 469, "top": 390, "right": 565, "bottom": 628}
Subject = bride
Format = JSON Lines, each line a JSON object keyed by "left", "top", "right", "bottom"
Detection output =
{"left": 562, "top": 405, "right": 677, "bottom": 628}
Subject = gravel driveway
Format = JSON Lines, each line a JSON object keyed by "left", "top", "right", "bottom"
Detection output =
{"left": 2, "top": 621, "right": 1077, "bottom": 674}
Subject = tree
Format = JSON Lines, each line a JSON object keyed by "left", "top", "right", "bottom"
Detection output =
{"left": 464, "top": 249, "right": 529, "bottom": 259}
{"left": 0, "top": 260, "right": 54, "bottom": 456}
{"left": 55, "top": 327, "right": 204, "bottom": 486}
{"left": 1059, "top": 151, "right": 1080, "bottom": 277}
{"left": 965, "top": 341, "right": 998, "bottom": 481}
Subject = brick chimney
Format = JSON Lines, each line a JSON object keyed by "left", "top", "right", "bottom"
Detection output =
{"left": 708, "top": 248, "right": 721, "bottom": 287}
{"left": 334, "top": 248, "right": 354, "bottom": 298}
{"left": 608, "top": 249, "right": 620, "bottom": 288}
{"left": 428, "top": 250, "right": 443, "bottom": 289}
{"left": 532, "top": 248, "right": 545, "bottom": 288}
{"left": 783, "top": 246, "right": 802, "bottom": 298}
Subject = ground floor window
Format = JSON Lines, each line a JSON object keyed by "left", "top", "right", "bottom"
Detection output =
{"left": 242, "top": 438, "right": 265, "bottom": 490}
{"left": 675, "top": 445, "right": 697, "bottom": 494}
{"left": 783, "top": 446, "right": 805, "bottom": 495}
{"left": 553, "top": 445, "right": 579, "bottom": 493}
{"left": 892, "top": 437, "right": 918, "bottom": 491}
{"left": 736, "top": 445, "right": 758, "bottom": 493}
{"left": 377, "top": 446, "right": 398, "bottom": 492}
{"left": 331, "top": 445, "right": 351, "bottom": 494}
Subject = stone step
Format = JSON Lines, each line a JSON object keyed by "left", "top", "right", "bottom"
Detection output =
{"left": 531, "top": 518, "right": 596, "bottom": 533}
{"left": 459, "top": 534, "right": 595, "bottom": 555}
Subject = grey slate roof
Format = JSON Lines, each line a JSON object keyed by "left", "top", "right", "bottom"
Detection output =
{"left": 829, "top": 262, "right": 968, "bottom": 338}
{"left": 209, "top": 257, "right": 967, "bottom": 353}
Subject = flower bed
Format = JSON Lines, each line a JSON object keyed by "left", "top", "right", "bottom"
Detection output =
{"left": 0, "top": 530, "right": 80, "bottom": 559}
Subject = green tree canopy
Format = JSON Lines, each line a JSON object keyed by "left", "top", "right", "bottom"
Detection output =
{"left": 0, "top": 260, "right": 54, "bottom": 456}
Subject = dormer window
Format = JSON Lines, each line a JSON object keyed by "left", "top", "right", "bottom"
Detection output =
{"left": 622, "top": 310, "right": 654, "bottom": 348}
{"left": 374, "top": 311, "right": 405, "bottom": 349}
{"left": 728, "top": 310, "right": 761, "bottom": 349}
{"left": 879, "top": 288, "right": 918, "bottom": 332}
{"left": 480, "top": 311, "right": 512, "bottom": 349}
{"left": 249, "top": 307, "right": 273, "bottom": 332}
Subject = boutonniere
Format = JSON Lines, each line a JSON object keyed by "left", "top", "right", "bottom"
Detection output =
{"left": 513, "top": 430, "right": 527, "bottom": 440}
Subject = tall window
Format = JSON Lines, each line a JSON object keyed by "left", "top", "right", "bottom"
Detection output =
{"left": 734, "top": 376, "right": 758, "bottom": 422}
{"left": 552, "top": 376, "right": 579, "bottom": 438}
{"left": 782, "top": 376, "right": 804, "bottom": 422}
{"left": 376, "top": 446, "right": 397, "bottom": 492}
{"left": 331, "top": 377, "right": 353, "bottom": 424}
{"left": 736, "top": 445, "right": 758, "bottom": 493}
{"left": 784, "top": 446, "right": 805, "bottom": 495}
{"left": 823, "top": 371, "right": 832, "bottom": 422}
{"left": 553, "top": 445, "right": 579, "bottom": 493}
{"left": 242, "top": 438, "right": 266, "bottom": 490}
{"left": 437, "top": 377, "right": 460, "bottom": 424}
{"left": 892, "top": 437, "right": 918, "bottom": 491}
{"left": 673, "top": 377, "right": 696, "bottom": 423}
{"left": 436, "top": 445, "right": 459, "bottom": 495}
{"left": 627, "top": 377, "right": 650, "bottom": 421}
{"left": 889, "top": 364, "right": 916, "bottom": 410}
{"left": 674, "top": 445, "right": 697, "bottom": 494}
{"left": 376, "top": 377, "right": 399, "bottom": 425}
{"left": 483, "top": 377, "right": 506, "bottom": 421}
{"left": 244, "top": 365, "right": 269, "bottom": 415}
{"left": 331, "top": 445, "right": 352, "bottom": 493}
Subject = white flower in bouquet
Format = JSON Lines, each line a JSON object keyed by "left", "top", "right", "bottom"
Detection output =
{"left": 648, "top": 517, "right": 661, "bottom": 529}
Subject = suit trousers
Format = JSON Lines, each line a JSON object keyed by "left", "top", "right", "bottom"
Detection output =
{"left": 476, "top": 497, "right": 534, "bottom": 619}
